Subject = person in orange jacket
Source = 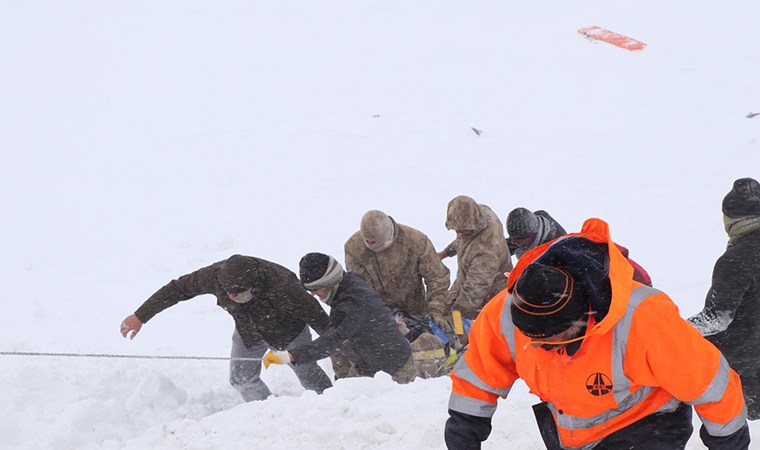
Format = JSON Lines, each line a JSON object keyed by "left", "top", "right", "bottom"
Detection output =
{"left": 445, "top": 218, "right": 750, "bottom": 450}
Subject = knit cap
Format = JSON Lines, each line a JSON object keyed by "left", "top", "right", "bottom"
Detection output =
{"left": 299, "top": 253, "right": 344, "bottom": 290}
{"left": 506, "top": 207, "right": 539, "bottom": 239}
{"left": 511, "top": 262, "right": 589, "bottom": 339}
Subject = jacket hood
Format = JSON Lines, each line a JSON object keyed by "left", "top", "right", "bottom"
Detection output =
{"left": 219, "top": 254, "right": 262, "bottom": 292}
{"left": 445, "top": 195, "right": 487, "bottom": 232}
{"left": 507, "top": 218, "right": 634, "bottom": 337}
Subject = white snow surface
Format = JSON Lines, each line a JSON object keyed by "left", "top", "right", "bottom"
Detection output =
{"left": 1, "top": 1, "right": 760, "bottom": 449}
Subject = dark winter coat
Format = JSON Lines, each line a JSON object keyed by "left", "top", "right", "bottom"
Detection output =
{"left": 689, "top": 228, "right": 760, "bottom": 375}
{"left": 134, "top": 257, "right": 329, "bottom": 350}
{"left": 289, "top": 272, "right": 412, "bottom": 377}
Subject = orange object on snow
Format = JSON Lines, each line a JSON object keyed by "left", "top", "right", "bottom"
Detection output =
{"left": 578, "top": 26, "right": 646, "bottom": 51}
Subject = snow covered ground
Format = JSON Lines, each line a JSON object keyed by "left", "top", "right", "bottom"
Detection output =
{"left": 1, "top": 0, "right": 759, "bottom": 448}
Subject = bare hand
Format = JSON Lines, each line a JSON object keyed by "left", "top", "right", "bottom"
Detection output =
{"left": 120, "top": 314, "right": 143, "bottom": 339}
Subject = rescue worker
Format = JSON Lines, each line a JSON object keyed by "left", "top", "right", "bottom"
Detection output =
{"left": 445, "top": 218, "right": 750, "bottom": 450}
{"left": 263, "top": 253, "right": 417, "bottom": 384}
{"left": 439, "top": 195, "right": 513, "bottom": 325}
{"left": 506, "top": 207, "right": 567, "bottom": 258}
{"left": 689, "top": 177, "right": 760, "bottom": 420}
{"left": 344, "top": 210, "right": 453, "bottom": 378}
{"left": 120, "top": 254, "right": 332, "bottom": 402}
{"left": 506, "top": 206, "right": 652, "bottom": 286}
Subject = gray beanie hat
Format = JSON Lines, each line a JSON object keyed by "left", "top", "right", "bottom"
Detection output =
{"left": 507, "top": 207, "right": 539, "bottom": 239}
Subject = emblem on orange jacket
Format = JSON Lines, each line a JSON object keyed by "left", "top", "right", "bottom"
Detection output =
{"left": 585, "top": 372, "right": 613, "bottom": 396}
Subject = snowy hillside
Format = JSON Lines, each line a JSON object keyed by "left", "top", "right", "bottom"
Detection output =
{"left": 1, "top": 1, "right": 759, "bottom": 449}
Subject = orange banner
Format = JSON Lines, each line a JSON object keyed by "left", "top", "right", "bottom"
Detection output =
{"left": 578, "top": 26, "right": 646, "bottom": 51}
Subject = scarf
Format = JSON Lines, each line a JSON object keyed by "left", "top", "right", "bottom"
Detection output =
{"left": 724, "top": 215, "right": 760, "bottom": 245}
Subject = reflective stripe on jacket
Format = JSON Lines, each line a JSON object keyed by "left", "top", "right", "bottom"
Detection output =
{"left": 449, "top": 218, "right": 747, "bottom": 449}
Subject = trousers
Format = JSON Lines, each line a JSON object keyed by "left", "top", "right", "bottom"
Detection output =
{"left": 533, "top": 401, "right": 693, "bottom": 450}
{"left": 229, "top": 325, "right": 332, "bottom": 401}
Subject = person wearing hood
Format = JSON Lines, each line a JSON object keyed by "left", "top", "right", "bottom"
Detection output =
{"left": 445, "top": 219, "right": 749, "bottom": 450}
{"left": 689, "top": 177, "right": 760, "bottom": 420}
{"left": 262, "top": 253, "right": 417, "bottom": 383}
{"left": 439, "top": 195, "right": 512, "bottom": 321}
{"left": 120, "top": 254, "right": 333, "bottom": 402}
{"left": 343, "top": 210, "right": 453, "bottom": 378}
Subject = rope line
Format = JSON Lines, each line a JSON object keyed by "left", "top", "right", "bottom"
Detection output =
{"left": 0, "top": 351, "right": 262, "bottom": 361}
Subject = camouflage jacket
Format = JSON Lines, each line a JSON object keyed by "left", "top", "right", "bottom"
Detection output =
{"left": 345, "top": 218, "right": 450, "bottom": 317}
{"left": 445, "top": 197, "right": 513, "bottom": 319}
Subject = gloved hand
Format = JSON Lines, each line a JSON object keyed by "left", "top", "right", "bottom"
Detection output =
{"left": 263, "top": 350, "right": 292, "bottom": 369}
{"left": 429, "top": 311, "right": 455, "bottom": 335}
{"left": 451, "top": 310, "right": 469, "bottom": 346}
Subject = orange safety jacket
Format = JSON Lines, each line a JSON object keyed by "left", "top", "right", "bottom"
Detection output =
{"left": 449, "top": 218, "right": 747, "bottom": 449}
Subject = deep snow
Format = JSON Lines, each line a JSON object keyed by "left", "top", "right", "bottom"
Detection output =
{"left": 1, "top": 1, "right": 759, "bottom": 449}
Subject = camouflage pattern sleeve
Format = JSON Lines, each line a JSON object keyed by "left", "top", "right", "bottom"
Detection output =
{"left": 419, "top": 237, "right": 451, "bottom": 316}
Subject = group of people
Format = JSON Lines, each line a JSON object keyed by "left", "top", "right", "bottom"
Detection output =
{"left": 446, "top": 178, "right": 760, "bottom": 450}
{"left": 121, "top": 178, "right": 760, "bottom": 450}
{"left": 120, "top": 194, "right": 519, "bottom": 400}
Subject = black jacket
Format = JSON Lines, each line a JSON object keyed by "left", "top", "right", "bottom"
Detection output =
{"left": 290, "top": 272, "right": 412, "bottom": 376}
{"left": 135, "top": 257, "right": 329, "bottom": 349}
{"left": 690, "top": 229, "right": 760, "bottom": 375}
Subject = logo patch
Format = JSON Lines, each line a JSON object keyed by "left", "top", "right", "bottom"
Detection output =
{"left": 585, "top": 372, "right": 613, "bottom": 396}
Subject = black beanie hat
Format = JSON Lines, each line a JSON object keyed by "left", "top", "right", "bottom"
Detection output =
{"left": 507, "top": 207, "right": 539, "bottom": 239}
{"left": 722, "top": 178, "right": 760, "bottom": 219}
{"left": 511, "top": 262, "right": 589, "bottom": 339}
{"left": 299, "top": 252, "right": 344, "bottom": 290}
